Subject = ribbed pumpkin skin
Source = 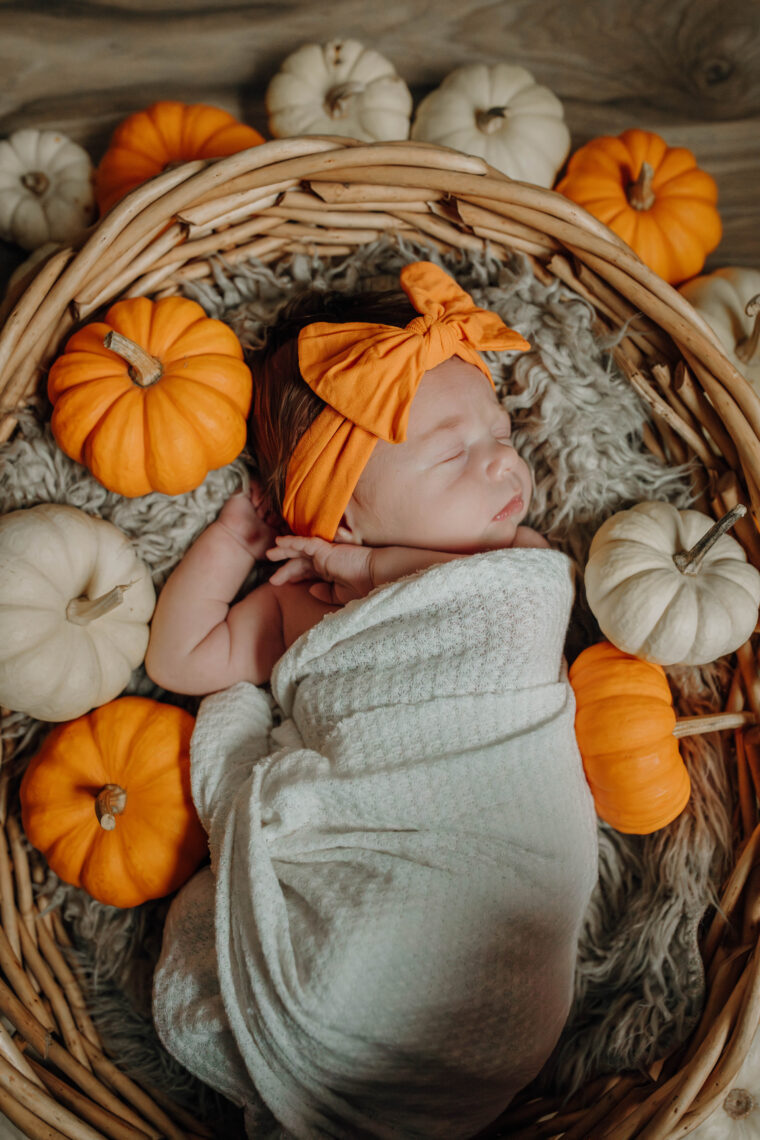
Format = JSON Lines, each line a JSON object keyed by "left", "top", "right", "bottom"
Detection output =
{"left": 47, "top": 295, "right": 253, "bottom": 497}
{"left": 569, "top": 641, "right": 690, "bottom": 834}
{"left": 556, "top": 128, "right": 721, "bottom": 285}
{"left": 20, "top": 696, "right": 206, "bottom": 908}
{"left": 95, "top": 100, "right": 265, "bottom": 214}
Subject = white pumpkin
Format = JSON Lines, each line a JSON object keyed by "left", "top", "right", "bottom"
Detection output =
{"left": 686, "top": 1019, "right": 760, "bottom": 1138}
{"left": 410, "top": 62, "right": 570, "bottom": 187}
{"left": 584, "top": 501, "right": 760, "bottom": 666}
{"left": 0, "top": 129, "right": 95, "bottom": 251}
{"left": 0, "top": 504, "right": 156, "bottom": 721}
{"left": 266, "top": 39, "right": 412, "bottom": 142}
{"left": 679, "top": 267, "right": 760, "bottom": 392}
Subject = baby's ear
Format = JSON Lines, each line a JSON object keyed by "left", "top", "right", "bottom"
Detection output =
{"left": 335, "top": 519, "right": 364, "bottom": 546}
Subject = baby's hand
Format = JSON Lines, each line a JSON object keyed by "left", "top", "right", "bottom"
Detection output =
{"left": 267, "top": 536, "right": 374, "bottom": 605}
{"left": 217, "top": 476, "right": 285, "bottom": 559}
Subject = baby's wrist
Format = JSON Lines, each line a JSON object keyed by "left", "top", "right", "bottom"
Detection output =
{"left": 214, "top": 499, "right": 262, "bottom": 555}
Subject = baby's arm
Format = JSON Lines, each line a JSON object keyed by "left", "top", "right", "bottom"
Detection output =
{"left": 266, "top": 537, "right": 459, "bottom": 603}
{"left": 267, "top": 528, "right": 551, "bottom": 604}
{"left": 145, "top": 491, "right": 285, "bottom": 695}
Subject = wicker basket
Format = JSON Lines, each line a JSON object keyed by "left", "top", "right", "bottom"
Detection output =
{"left": 1, "top": 136, "right": 759, "bottom": 1140}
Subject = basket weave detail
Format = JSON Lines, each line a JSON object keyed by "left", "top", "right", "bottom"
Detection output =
{"left": 0, "top": 136, "right": 759, "bottom": 1139}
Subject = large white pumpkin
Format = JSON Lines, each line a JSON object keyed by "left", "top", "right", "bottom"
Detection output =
{"left": 0, "top": 504, "right": 155, "bottom": 721}
{"left": 0, "top": 129, "right": 95, "bottom": 250}
{"left": 410, "top": 62, "right": 570, "bottom": 187}
{"left": 266, "top": 39, "right": 412, "bottom": 142}
{"left": 679, "top": 267, "right": 760, "bottom": 392}
{"left": 584, "top": 501, "right": 760, "bottom": 666}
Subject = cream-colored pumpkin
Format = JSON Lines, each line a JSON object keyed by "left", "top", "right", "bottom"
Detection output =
{"left": 410, "top": 63, "right": 570, "bottom": 187}
{"left": 0, "top": 504, "right": 156, "bottom": 721}
{"left": 266, "top": 39, "right": 412, "bottom": 142}
{"left": 679, "top": 267, "right": 760, "bottom": 392}
{"left": 0, "top": 129, "right": 95, "bottom": 250}
{"left": 584, "top": 501, "right": 760, "bottom": 666}
{"left": 686, "top": 1020, "right": 760, "bottom": 1138}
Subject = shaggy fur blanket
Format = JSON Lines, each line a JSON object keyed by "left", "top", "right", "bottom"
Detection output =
{"left": 0, "top": 237, "right": 735, "bottom": 1136}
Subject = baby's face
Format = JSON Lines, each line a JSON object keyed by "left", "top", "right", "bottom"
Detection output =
{"left": 341, "top": 357, "right": 533, "bottom": 552}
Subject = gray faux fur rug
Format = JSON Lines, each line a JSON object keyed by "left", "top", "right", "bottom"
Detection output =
{"left": 0, "top": 236, "right": 736, "bottom": 1135}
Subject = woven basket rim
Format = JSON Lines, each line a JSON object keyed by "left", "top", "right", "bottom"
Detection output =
{"left": 0, "top": 134, "right": 759, "bottom": 1140}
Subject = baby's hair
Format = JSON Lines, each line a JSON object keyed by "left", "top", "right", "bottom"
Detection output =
{"left": 248, "top": 286, "right": 418, "bottom": 516}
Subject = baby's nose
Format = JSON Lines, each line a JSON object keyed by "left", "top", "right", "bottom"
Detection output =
{"left": 486, "top": 441, "right": 518, "bottom": 479}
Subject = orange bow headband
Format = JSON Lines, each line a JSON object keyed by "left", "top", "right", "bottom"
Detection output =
{"left": 282, "top": 261, "right": 531, "bottom": 540}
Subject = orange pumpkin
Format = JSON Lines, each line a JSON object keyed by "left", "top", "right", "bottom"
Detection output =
{"left": 555, "top": 128, "right": 721, "bottom": 285}
{"left": 20, "top": 696, "right": 207, "bottom": 908}
{"left": 568, "top": 641, "right": 690, "bottom": 834}
{"left": 95, "top": 100, "right": 265, "bottom": 214}
{"left": 47, "top": 295, "right": 253, "bottom": 497}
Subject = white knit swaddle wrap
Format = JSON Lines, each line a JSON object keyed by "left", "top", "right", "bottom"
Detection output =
{"left": 153, "top": 549, "right": 599, "bottom": 1138}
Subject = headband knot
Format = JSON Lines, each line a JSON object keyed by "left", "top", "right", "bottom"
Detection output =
{"left": 281, "top": 261, "right": 531, "bottom": 540}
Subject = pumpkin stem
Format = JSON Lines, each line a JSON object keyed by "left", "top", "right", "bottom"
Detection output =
{"left": 21, "top": 171, "right": 50, "bottom": 197}
{"left": 324, "top": 81, "right": 365, "bottom": 118}
{"left": 736, "top": 294, "right": 760, "bottom": 364}
{"left": 673, "top": 710, "right": 756, "bottom": 738}
{"left": 627, "top": 162, "right": 656, "bottom": 211}
{"left": 672, "top": 504, "right": 746, "bottom": 574}
{"left": 475, "top": 107, "right": 508, "bottom": 134}
{"left": 66, "top": 580, "right": 137, "bottom": 626}
{"left": 95, "top": 784, "right": 127, "bottom": 831}
{"left": 104, "top": 331, "right": 163, "bottom": 387}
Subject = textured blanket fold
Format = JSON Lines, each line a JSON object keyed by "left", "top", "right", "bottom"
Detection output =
{"left": 153, "top": 549, "right": 599, "bottom": 1138}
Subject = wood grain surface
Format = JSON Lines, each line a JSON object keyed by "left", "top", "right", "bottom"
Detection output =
{"left": 0, "top": 0, "right": 759, "bottom": 281}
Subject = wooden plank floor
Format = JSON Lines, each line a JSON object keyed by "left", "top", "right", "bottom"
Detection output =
{"left": 0, "top": 0, "right": 758, "bottom": 280}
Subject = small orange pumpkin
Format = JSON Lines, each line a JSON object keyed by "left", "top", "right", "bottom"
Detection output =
{"left": 47, "top": 295, "right": 253, "bottom": 497}
{"left": 20, "top": 696, "right": 207, "bottom": 908}
{"left": 555, "top": 128, "right": 721, "bottom": 285}
{"left": 568, "top": 641, "right": 690, "bottom": 834}
{"left": 95, "top": 100, "right": 265, "bottom": 214}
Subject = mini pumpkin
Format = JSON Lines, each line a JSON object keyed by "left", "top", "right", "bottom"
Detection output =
{"left": 679, "top": 267, "right": 760, "bottom": 392}
{"left": 556, "top": 128, "right": 722, "bottom": 284}
{"left": 0, "top": 503, "right": 155, "bottom": 721}
{"left": 20, "top": 696, "right": 206, "bottom": 908}
{"left": 47, "top": 295, "right": 253, "bottom": 497}
{"left": 266, "top": 39, "right": 413, "bottom": 142}
{"left": 94, "top": 100, "right": 265, "bottom": 215}
{"left": 0, "top": 128, "right": 95, "bottom": 250}
{"left": 411, "top": 63, "right": 570, "bottom": 187}
{"left": 584, "top": 501, "right": 760, "bottom": 666}
{"left": 569, "top": 641, "right": 690, "bottom": 834}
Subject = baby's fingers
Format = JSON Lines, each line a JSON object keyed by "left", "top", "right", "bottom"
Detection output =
{"left": 269, "top": 557, "right": 316, "bottom": 585}
{"left": 267, "top": 535, "right": 329, "bottom": 560}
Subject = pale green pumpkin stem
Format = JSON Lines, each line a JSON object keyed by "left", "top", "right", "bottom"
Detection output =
{"left": 736, "top": 294, "right": 760, "bottom": 365}
{"left": 475, "top": 107, "right": 508, "bottom": 134}
{"left": 104, "top": 330, "right": 163, "bottom": 386}
{"left": 673, "top": 710, "right": 756, "bottom": 738}
{"left": 21, "top": 171, "right": 50, "bottom": 196}
{"left": 95, "top": 784, "right": 127, "bottom": 831}
{"left": 627, "top": 161, "right": 656, "bottom": 210}
{"left": 324, "top": 81, "right": 365, "bottom": 118}
{"left": 672, "top": 504, "right": 746, "bottom": 575}
{"left": 66, "top": 580, "right": 136, "bottom": 626}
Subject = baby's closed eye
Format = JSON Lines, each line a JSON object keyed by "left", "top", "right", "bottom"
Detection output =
{"left": 439, "top": 449, "right": 465, "bottom": 464}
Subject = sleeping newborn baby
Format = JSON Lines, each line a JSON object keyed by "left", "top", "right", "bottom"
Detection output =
{"left": 147, "top": 261, "right": 599, "bottom": 1138}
